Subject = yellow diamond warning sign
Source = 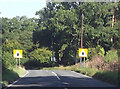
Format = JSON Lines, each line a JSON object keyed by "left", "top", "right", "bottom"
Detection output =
{"left": 13, "top": 49, "right": 23, "bottom": 58}
{"left": 79, "top": 48, "right": 88, "bottom": 57}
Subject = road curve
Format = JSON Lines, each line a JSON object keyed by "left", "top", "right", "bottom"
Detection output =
{"left": 6, "top": 70, "right": 118, "bottom": 89}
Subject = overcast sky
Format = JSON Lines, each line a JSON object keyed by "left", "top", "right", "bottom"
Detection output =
{"left": 0, "top": 0, "right": 46, "bottom": 18}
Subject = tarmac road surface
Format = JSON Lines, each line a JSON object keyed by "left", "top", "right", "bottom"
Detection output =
{"left": 6, "top": 70, "right": 118, "bottom": 89}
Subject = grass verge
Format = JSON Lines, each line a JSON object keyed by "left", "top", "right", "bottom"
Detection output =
{"left": 93, "top": 70, "right": 118, "bottom": 86}
{"left": 2, "top": 67, "right": 27, "bottom": 88}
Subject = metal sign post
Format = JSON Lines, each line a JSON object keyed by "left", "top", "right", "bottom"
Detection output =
{"left": 16, "top": 58, "right": 17, "bottom": 67}
{"left": 84, "top": 57, "right": 85, "bottom": 67}
{"left": 19, "top": 58, "right": 20, "bottom": 67}
{"left": 80, "top": 57, "right": 82, "bottom": 68}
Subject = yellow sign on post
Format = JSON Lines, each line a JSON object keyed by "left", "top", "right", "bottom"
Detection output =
{"left": 79, "top": 48, "right": 88, "bottom": 57}
{"left": 13, "top": 49, "right": 23, "bottom": 58}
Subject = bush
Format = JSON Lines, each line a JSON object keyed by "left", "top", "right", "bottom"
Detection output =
{"left": 2, "top": 51, "right": 16, "bottom": 70}
{"left": 104, "top": 49, "right": 118, "bottom": 63}
{"left": 20, "top": 57, "right": 29, "bottom": 66}
{"left": 24, "top": 48, "right": 53, "bottom": 69}
{"left": 88, "top": 48, "right": 97, "bottom": 60}
{"left": 61, "top": 47, "right": 75, "bottom": 66}
{"left": 29, "top": 48, "right": 52, "bottom": 63}
{"left": 88, "top": 45, "right": 105, "bottom": 60}
{"left": 96, "top": 45, "right": 105, "bottom": 57}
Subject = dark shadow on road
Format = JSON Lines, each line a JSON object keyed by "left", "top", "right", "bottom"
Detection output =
{"left": 4, "top": 75, "right": 119, "bottom": 89}
{"left": 4, "top": 87, "right": 120, "bottom": 89}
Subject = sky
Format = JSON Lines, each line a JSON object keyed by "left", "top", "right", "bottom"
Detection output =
{"left": 0, "top": 0, "right": 119, "bottom": 18}
{"left": 0, "top": 0, "right": 47, "bottom": 18}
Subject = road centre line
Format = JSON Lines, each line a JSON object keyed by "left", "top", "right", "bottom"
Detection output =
{"left": 52, "top": 71, "right": 61, "bottom": 80}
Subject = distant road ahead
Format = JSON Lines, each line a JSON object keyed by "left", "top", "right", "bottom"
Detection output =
{"left": 7, "top": 70, "right": 118, "bottom": 89}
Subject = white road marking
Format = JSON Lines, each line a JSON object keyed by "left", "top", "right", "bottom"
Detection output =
{"left": 7, "top": 71, "right": 29, "bottom": 87}
{"left": 62, "top": 82, "right": 69, "bottom": 85}
{"left": 21, "top": 71, "right": 29, "bottom": 78}
{"left": 52, "top": 71, "right": 61, "bottom": 80}
{"left": 70, "top": 71, "right": 92, "bottom": 78}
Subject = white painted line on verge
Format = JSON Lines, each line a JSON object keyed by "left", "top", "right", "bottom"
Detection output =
{"left": 70, "top": 71, "right": 92, "bottom": 78}
{"left": 7, "top": 71, "right": 29, "bottom": 87}
{"left": 52, "top": 71, "right": 61, "bottom": 80}
{"left": 21, "top": 71, "right": 29, "bottom": 78}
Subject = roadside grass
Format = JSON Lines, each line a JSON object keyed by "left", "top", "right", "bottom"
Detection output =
{"left": 2, "top": 69, "right": 18, "bottom": 87}
{"left": 93, "top": 70, "right": 118, "bottom": 86}
{"left": 75, "top": 67, "right": 99, "bottom": 77}
{"left": 13, "top": 67, "right": 26, "bottom": 77}
{"left": 2, "top": 67, "right": 27, "bottom": 87}
{"left": 42, "top": 64, "right": 119, "bottom": 87}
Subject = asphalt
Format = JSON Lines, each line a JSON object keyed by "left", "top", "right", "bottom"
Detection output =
{"left": 6, "top": 70, "right": 119, "bottom": 89}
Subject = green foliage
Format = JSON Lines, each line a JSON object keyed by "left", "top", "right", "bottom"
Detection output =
{"left": 93, "top": 71, "right": 118, "bottom": 85}
{"left": 18, "top": 30, "right": 33, "bottom": 50}
{"left": 29, "top": 48, "right": 52, "bottom": 63}
{"left": 88, "top": 45, "right": 105, "bottom": 60}
{"left": 2, "top": 2, "right": 120, "bottom": 68}
{"left": 96, "top": 45, "right": 105, "bottom": 57}
{"left": 2, "top": 69, "right": 19, "bottom": 87}
{"left": 117, "top": 19, "right": 120, "bottom": 60}
{"left": 2, "top": 51, "right": 15, "bottom": 70}
{"left": 104, "top": 49, "right": 118, "bottom": 63}
{"left": 59, "top": 44, "right": 68, "bottom": 61}
{"left": 35, "top": 2, "right": 119, "bottom": 65}
{"left": 61, "top": 47, "right": 76, "bottom": 66}
{"left": 20, "top": 57, "right": 29, "bottom": 66}
{"left": 2, "top": 40, "right": 23, "bottom": 52}
{"left": 2, "top": 16, "right": 38, "bottom": 70}
{"left": 88, "top": 48, "right": 97, "bottom": 60}
{"left": 2, "top": 67, "right": 26, "bottom": 87}
{"left": 2, "top": 40, "right": 24, "bottom": 70}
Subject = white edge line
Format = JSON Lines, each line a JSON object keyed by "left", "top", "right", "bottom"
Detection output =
{"left": 7, "top": 71, "right": 29, "bottom": 87}
{"left": 71, "top": 71, "right": 92, "bottom": 78}
{"left": 52, "top": 71, "right": 61, "bottom": 80}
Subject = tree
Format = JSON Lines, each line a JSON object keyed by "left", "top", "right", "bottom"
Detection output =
{"left": 35, "top": 2, "right": 119, "bottom": 65}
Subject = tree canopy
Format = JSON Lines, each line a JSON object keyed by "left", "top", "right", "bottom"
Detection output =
{"left": 2, "top": 2, "right": 120, "bottom": 69}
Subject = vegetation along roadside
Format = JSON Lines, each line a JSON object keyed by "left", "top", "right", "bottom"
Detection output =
{"left": 2, "top": 66, "right": 27, "bottom": 88}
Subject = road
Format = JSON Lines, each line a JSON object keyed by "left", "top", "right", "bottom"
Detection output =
{"left": 6, "top": 70, "right": 118, "bottom": 89}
